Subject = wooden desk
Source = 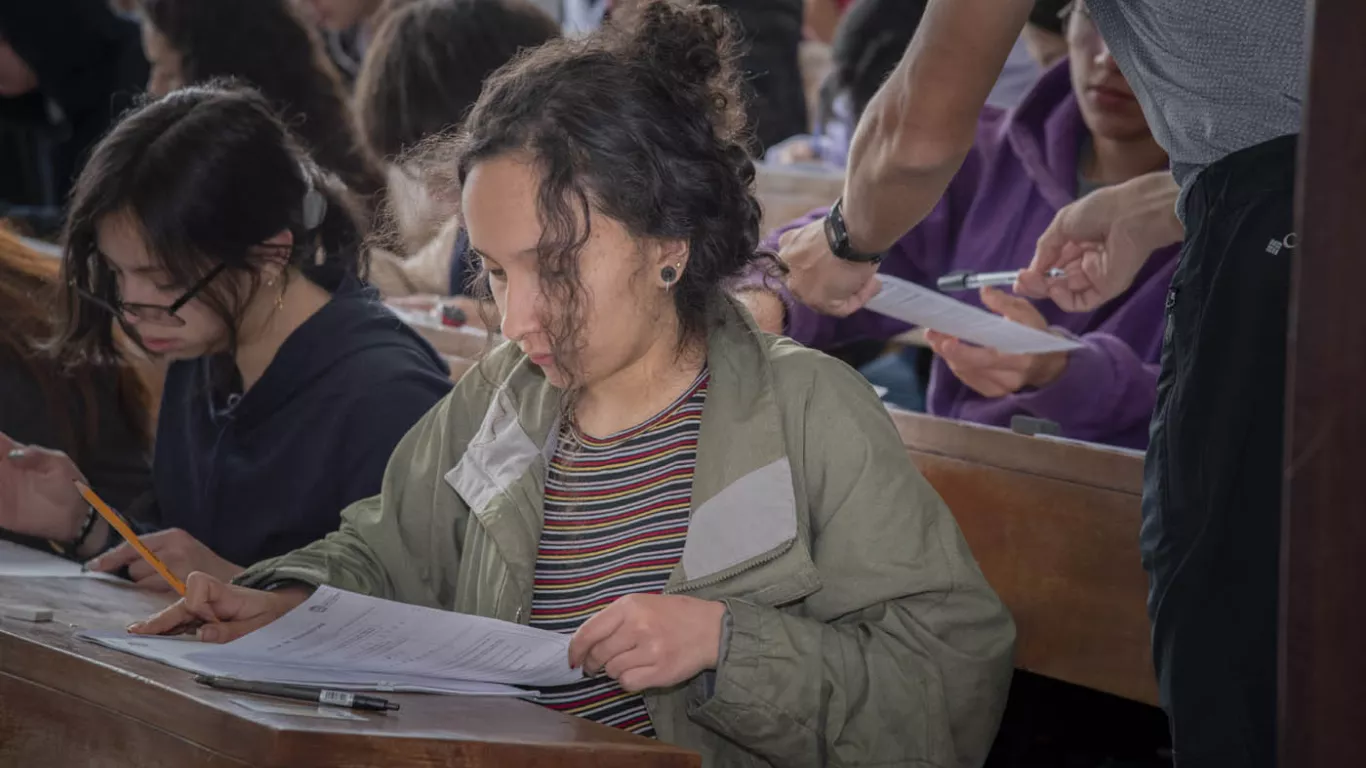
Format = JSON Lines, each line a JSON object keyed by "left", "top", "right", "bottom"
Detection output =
{"left": 889, "top": 410, "right": 1159, "bottom": 706}
{"left": 0, "top": 577, "right": 698, "bottom": 768}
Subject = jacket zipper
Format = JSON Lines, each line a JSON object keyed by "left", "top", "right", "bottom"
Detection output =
{"left": 1163, "top": 288, "right": 1178, "bottom": 344}
{"left": 664, "top": 539, "right": 794, "bottom": 595}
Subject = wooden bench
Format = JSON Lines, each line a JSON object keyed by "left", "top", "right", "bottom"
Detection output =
{"left": 890, "top": 409, "right": 1158, "bottom": 706}
{"left": 0, "top": 577, "right": 699, "bottom": 768}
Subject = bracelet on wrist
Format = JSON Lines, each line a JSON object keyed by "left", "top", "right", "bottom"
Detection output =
{"left": 48, "top": 507, "right": 99, "bottom": 559}
{"left": 72, "top": 506, "right": 99, "bottom": 549}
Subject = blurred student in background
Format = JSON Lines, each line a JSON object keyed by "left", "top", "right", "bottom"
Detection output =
{"left": 610, "top": 0, "right": 807, "bottom": 154}
{"left": 0, "top": 86, "right": 451, "bottom": 589}
{"left": 356, "top": 0, "right": 560, "bottom": 301}
{"left": 294, "top": 0, "right": 398, "bottom": 85}
{"left": 768, "top": 0, "right": 1062, "bottom": 171}
{"left": 742, "top": 1, "right": 1177, "bottom": 448}
{"left": 766, "top": 0, "right": 926, "bottom": 170}
{"left": 142, "top": 0, "right": 386, "bottom": 222}
{"left": 802, "top": 0, "right": 850, "bottom": 43}
{"left": 0, "top": 0, "right": 147, "bottom": 231}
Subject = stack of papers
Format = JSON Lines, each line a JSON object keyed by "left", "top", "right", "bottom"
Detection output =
{"left": 84, "top": 586, "right": 582, "bottom": 696}
{"left": 0, "top": 539, "right": 124, "bottom": 582}
{"left": 866, "top": 275, "right": 1083, "bottom": 355}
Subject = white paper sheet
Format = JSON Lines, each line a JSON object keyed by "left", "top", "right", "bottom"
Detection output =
{"left": 0, "top": 539, "right": 126, "bottom": 582}
{"left": 84, "top": 632, "right": 527, "bottom": 695}
{"left": 865, "top": 275, "right": 1084, "bottom": 355}
{"left": 83, "top": 586, "right": 581, "bottom": 694}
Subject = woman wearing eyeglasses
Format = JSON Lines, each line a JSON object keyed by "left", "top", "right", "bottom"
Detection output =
{"left": 0, "top": 84, "right": 453, "bottom": 589}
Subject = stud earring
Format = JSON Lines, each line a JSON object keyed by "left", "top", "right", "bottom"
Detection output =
{"left": 661, "top": 262, "right": 681, "bottom": 286}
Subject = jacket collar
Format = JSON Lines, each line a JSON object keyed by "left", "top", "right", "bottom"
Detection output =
{"left": 444, "top": 296, "right": 808, "bottom": 600}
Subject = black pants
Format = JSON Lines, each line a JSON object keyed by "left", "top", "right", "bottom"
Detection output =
{"left": 1142, "top": 135, "right": 1297, "bottom": 767}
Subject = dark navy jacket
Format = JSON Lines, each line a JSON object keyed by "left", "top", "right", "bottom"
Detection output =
{"left": 151, "top": 277, "right": 451, "bottom": 567}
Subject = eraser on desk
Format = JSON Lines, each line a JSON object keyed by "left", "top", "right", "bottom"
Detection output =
{"left": 2, "top": 604, "right": 54, "bottom": 622}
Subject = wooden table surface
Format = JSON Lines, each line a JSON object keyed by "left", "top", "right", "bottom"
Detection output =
{"left": 0, "top": 576, "right": 699, "bottom": 768}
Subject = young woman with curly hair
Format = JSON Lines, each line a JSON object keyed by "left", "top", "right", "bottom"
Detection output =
{"left": 132, "top": 4, "right": 1014, "bottom": 764}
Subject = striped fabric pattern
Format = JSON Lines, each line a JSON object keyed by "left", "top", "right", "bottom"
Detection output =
{"left": 528, "top": 368, "right": 709, "bottom": 737}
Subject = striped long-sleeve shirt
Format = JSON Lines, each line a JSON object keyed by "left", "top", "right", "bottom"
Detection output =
{"left": 528, "top": 368, "right": 709, "bottom": 736}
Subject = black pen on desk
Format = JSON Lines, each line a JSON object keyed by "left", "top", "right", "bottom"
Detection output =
{"left": 194, "top": 675, "right": 400, "bottom": 712}
{"left": 937, "top": 268, "right": 1066, "bottom": 292}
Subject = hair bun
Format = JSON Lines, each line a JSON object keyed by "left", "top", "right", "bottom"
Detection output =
{"left": 622, "top": 1, "right": 746, "bottom": 143}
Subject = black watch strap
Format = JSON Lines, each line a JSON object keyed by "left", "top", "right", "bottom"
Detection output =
{"left": 823, "top": 197, "right": 883, "bottom": 264}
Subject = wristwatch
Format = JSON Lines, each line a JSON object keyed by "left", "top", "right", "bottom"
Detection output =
{"left": 823, "top": 196, "right": 883, "bottom": 264}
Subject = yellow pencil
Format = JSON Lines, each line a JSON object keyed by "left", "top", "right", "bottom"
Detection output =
{"left": 74, "top": 480, "right": 186, "bottom": 596}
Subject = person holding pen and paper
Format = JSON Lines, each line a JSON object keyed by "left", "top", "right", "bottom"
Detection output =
{"left": 738, "top": 2, "right": 1179, "bottom": 449}
{"left": 753, "top": 0, "right": 1304, "bottom": 763}
{"left": 0, "top": 86, "right": 451, "bottom": 587}
{"left": 130, "top": 5, "right": 1016, "bottom": 765}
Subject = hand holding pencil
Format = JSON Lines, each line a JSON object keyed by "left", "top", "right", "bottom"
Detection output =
{"left": 75, "top": 481, "right": 186, "bottom": 594}
{"left": 76, "top": 482, "right": 244, "bottom": 593}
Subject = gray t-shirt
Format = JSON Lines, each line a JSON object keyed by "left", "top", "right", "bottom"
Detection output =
{"left": 1087, "top": 0, "right": 1304, "bottom": 199}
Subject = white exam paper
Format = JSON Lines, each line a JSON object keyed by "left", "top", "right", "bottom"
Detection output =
{"left": 865, "top": 274, "right": 1083, "bottom": 355}
{"left": 0, "top": 539, "right": 125, "bottom": 582}
{"left": 83, "top": 586, "right": 581, "bottom": 693}
{"left": 82, "top": 633, "right": 524, "bottom": 695}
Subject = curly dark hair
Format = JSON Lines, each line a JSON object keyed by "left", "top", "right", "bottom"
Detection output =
{"left": 143, "top": 0, "right": 386, "bottom": 218}
{"left": 55, "top": 84, "right": 367, "bottom": 365}
{"left": 454, "top": 0, "right": 764, "bottom": 386}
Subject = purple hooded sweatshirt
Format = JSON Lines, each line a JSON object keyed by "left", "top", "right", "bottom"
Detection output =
{"left": 758, "top": 62, "right": 1180, "bottom": 449}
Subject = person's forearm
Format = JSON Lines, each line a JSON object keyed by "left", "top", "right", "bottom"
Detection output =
{"left": 1126, "top": 171, "right": 1185, "bottom": 248}
{"left": 841, "top": 0, "right": 1033, "bottom": 252}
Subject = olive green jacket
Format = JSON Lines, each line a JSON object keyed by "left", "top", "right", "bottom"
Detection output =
{"left": 238, "top": 299, "right": 1015, "bottom": 767}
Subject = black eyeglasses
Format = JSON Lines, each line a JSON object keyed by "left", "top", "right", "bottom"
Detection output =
{"left": 74, "top": 262, "right": 228, "bottom": 328}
